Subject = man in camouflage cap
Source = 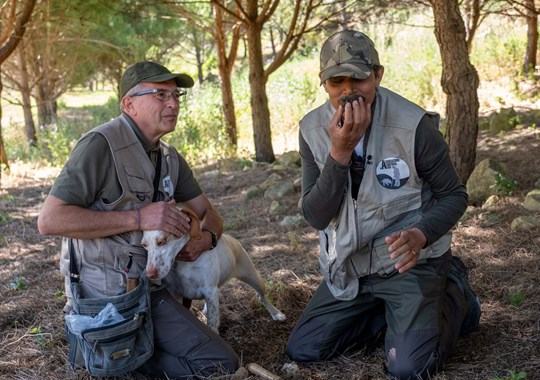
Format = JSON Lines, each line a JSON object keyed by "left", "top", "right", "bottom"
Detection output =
{"left": 319, "top": 30, "right": 380, "bottom": 84}
{"left": 287, "top": 30, "right": 480, "bottom": 379}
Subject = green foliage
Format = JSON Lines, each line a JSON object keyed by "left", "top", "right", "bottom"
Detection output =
{"left": 471, "top": 20, "right": 525, "bottom": 81}
{"left": 165, "top": 81, "right": 228, "bottom": 165}
{"left": 509, "top": 292, "right": 524, "bottom": 308}
{"left": 9, "top": 276, "right": 27, "bottom": 290}
{"left": 378, "top": 17, "right": 443, "bottom": 113}
{"left": 264, "top": 279, "right": 285, "bottom": 305}
{"left": 2, "top": 8, "right": 534, "bottom": 167}
{"left": 28, "top": 326, "right": 49, "bottom": 350}
{"left": 36, "top": 122, "right": 84, "bottom": 167}
{"left": 493, "top": 172, "right": 518, "bottom": 196}
{"left": 287, "top": 230, "right": 303, "bottom": 251}
{"left": 237, "top": 157, "right": 253, "bottom": 170}
{"left": 0, "top": 194, "right": 14, "bottom": 202}
{"left": 83, "top": 96, "right": 120, "bottom": 126}
{"left": 492, "top": 370, "right": 528, "bottom": 380}
{"left": 5, "top": 95, "right": 118, "bottom": 166}
{"left": 0, "top": 211, "right": 12, "bottom": 226}
{"left": 266, "top": 58, "right": 324, "bottom": 151}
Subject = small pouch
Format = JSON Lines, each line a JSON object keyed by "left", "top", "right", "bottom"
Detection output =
{"left": 65, "top": 271, "right": 153, "bottom": 377}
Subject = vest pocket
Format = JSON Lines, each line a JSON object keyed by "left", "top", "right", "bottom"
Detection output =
{"left": 371, "top": 236, "right": 398, "bottom": 276}
{"left": 382, "top": 192, "right": 421, "bottom": 222}
{"left": 370, "top": 212, "right": 422, "bottom": 277}
{"left": 124, "top": 165, "right": 153, "bottom": 202}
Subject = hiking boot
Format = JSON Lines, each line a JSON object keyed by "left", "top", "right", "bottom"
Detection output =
{"left": 447, "top": 256, "right": 481, "bottom": 336}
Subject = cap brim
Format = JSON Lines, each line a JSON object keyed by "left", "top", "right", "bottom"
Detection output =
{"left": 144, "top": 73, "right": 195, "bottom": 88}
{"left": 320, "top": 63, "right": 372, "bottom": 85}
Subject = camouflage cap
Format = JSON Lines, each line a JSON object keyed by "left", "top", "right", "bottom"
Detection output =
{"left": 120, "top": 61, "right": 194, "bottom": 98}
{"left": 319, "top": 30, "right": 380, "bottom": 84}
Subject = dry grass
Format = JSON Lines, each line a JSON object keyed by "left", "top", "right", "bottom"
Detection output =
{"left": 1, "top": 128, "right": 539, "bottom": 380}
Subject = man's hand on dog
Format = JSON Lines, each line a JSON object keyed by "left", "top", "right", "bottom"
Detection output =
{"left": 139, "top": 200, "right": 191, "bottom": 237}
{"left": 176, "top": 237, "right": 211, "bottom": 262}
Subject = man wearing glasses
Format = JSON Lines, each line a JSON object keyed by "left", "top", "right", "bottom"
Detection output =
{"left": 38, "top": 61, "right": 239, "bottom": 377}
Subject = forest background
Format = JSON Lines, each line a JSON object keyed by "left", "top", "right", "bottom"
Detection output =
{"left": 1, "top": 1, "right": 539, "bottom": 380}
{"left": 0, "top": 0, "right": 538, "bottom": 178}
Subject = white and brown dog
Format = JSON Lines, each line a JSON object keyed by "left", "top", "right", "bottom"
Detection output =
{"left": 141, "top": 208, "right": 286, "bottom": 332}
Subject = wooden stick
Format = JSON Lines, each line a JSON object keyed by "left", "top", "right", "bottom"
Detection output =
{"left": 246, "top": 363, "right": 282, "bottom": 380}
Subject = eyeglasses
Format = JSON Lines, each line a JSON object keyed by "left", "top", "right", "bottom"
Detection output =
{"left": 130, "top": 89, "right": 187, "bottom": 102}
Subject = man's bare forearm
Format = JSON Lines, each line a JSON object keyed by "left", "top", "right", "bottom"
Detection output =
{"left": 38, "top": 195, "right": 138, "bottom": 239}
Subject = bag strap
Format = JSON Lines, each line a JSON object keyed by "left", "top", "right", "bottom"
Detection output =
{"left": 69, "top": 239, "right": 80, "bottom": 284}
{"left": 152, "top": 149, "right": 162, "bottom": 202}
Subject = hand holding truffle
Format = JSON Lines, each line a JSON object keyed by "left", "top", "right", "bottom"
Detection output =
{"left": 328, "top": 94, "right": 371, "bottom": 164}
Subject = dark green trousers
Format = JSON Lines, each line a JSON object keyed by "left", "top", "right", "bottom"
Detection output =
{"left": 138, "top": 288, "right": 239, "bottom": 378}
{"left": 286, "top": 250, "right": 467, "bottom": 379}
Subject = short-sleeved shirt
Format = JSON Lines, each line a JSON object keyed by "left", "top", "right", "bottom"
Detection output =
{"left": 50, "top": 114, "right": 202, "bottom": 207}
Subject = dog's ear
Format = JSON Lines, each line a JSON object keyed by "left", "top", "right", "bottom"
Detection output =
{"left": 180, "top": 208, "right": 203, "bottom": 240}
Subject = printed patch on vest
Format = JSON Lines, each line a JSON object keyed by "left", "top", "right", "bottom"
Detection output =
{"left": 375, "top": 157, "right": 410, "bottom": 189}
{"left": 163, "top": 176, "right": 173, "bottom": 200}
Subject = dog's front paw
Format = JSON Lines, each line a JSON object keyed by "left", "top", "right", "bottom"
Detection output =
{"left": 272, "top": 310, "right": 286, "bottom": 322}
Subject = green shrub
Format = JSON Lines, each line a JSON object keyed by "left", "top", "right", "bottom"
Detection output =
{"left": 493, "top": 172, "right": 518, "bottom": 196}
{"left": 491, "top": 369, "right": 528, "bottom": 380}
{"left": 471, "top": 20, "right": 525, "bottom": 81}
{"left": 36, "top": 120, "right": 88, "bottom": 166}
{"left": 83, "top": 96, "right": 120, "bottom": 125}
{"left": 165, "top": 81, "right": 229, "bottom": 165}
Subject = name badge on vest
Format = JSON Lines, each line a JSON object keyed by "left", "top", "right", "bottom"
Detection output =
{"left": 376, "top": 157, "right": 410, "bottom": 189}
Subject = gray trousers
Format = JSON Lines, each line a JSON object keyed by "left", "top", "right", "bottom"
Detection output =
{"left": 286, "top": 250, "right": 467, "bottom": 379}
{"left": 138, "top": 288, "right": 239, "bottom": 379}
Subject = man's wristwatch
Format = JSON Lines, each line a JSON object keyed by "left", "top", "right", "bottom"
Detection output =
{"left": 203, "top": 228, "right": 218, "bottom": 250}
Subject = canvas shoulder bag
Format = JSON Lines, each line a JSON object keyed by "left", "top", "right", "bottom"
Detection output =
{"left": 64, "top": 240, "right": 154, "bottom": 377}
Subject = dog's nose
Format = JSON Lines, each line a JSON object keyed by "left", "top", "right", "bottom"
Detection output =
{"left": 146, "top": 266, "right": 159, "bottom": 279}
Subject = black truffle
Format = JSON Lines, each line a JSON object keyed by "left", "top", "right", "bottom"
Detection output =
{"left": 339, "top": 94, "right": 361, "bottom": 107}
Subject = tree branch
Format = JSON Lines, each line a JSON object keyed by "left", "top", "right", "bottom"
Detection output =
{"left": 0, "top": 0, "right": 37, "bottom": 64}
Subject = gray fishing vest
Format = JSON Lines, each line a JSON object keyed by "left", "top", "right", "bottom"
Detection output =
{"left": 59, "top": 115, "right": 180, "bottom": 302}
{"left": 300, "top": 87, "right": 451, "bottom": 300}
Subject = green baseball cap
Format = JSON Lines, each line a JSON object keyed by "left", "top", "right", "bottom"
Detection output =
{"left": 120, "top": 61, "right": 194, "bottom": 98}
{"left": 319, "top": 30, "right": 380, "bottom": 84}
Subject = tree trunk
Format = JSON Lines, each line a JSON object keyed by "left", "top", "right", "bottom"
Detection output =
{"left": 218, "top": 64, "right": 238, "bottom": 148}
{"left": 463, "top": 0, "right": 481, "bottom": 53}
{"left": 244, "top": 0, "right": 275, "bottom": 163}
{"left": 246, "top": 21, "right": 275, "bottom": 163}
{"left": 0, "top": 70, "right": 9, "bottom": 184}
{"left": 35, "top": 84, "right": 57, "bottom": 126}
{"left": 430, "top": 0, "right": 479, "bottom": 184}
{"left": 214, "top": 3, "right": 239, "bottom": 149}
{"left": 523, "top": 0, "right": 538, "bottom": 74}
{"left": 194, "top": 32, "right": 204, "bottom": 85}
{"left": 19, "top": 46, "right": 36, "bottom": 146}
